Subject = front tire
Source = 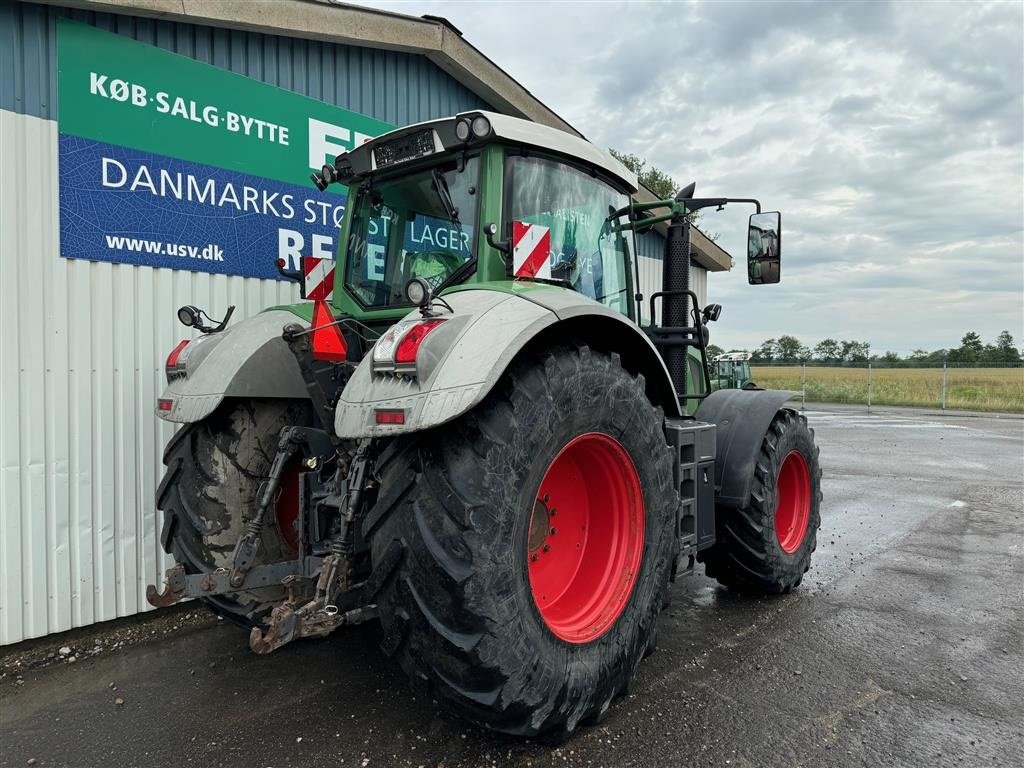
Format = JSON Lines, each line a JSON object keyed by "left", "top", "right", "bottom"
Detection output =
{"left": 364, "top": 346, "right": 678, "bottom": 737}
{"left": 700, "top": 409, "right": 822, "bottom": 594}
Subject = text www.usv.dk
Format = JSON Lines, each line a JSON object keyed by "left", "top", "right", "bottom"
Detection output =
{"left": 104, "top": 234, "right": 224, "bottom": 261}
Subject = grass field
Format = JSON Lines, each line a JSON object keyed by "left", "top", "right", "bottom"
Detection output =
{"left": 751, "top": 366, "right": 1024, "bottom": 413}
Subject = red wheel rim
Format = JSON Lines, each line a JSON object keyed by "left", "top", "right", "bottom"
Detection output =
{"left": 275, "top": 462, "right": 302, "bottom": 555}
{"left": 774, "top": 450, "right": 811, "bottom": 554}
{"left": 527, "top": 432, "right": 644, "bottom": 644}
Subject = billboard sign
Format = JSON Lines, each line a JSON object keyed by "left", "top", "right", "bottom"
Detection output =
{"left": 56, "top": 19, "right": 394, "bottom": 279}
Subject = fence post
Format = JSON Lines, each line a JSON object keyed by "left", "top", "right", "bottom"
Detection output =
{"left": 942, "top": 363, "right": 947, "bottom": 410}
{"left": 801, "top": 362, "right": 807, "bottom": 411}
{"left": 867, "top": 363, "right": 872, "bottom": 410}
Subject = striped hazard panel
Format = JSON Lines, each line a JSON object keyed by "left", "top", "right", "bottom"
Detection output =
{"left": 512, "top": 221, "right": 551, "bottom": 279}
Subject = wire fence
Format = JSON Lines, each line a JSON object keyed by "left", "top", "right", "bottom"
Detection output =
{"left": 750, "top": 363, "right": 1024, "bottom": 414}
{"left": 749, "top": 360, "right": 1024, "bottom": 369}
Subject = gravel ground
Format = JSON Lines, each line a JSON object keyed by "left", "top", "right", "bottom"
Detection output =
{"left": 1, "top": 405, "right": 1021, "bottom": 768}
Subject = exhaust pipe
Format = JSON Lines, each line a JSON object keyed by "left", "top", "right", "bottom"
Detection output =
{"left": 661, "top": 184, "right": 696, "bottom": 400}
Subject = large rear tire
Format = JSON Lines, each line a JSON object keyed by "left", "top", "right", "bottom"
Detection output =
{"left": 363, "top": 345, "right": 678, "bottom": 738}
{"left": 700, "top": 409, "right": 822, "bottom": 594}
{"left": 156, "top": 398, "right": 314, "bottom": 626}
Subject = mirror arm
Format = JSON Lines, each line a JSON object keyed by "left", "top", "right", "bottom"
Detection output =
{"left": 276, "top": 258, "right": 303, "bottom": 283}
{"left": 724, "top": 197, "right": 762, "bottom": 213}
{"left": 484, "top": 223, "right": 511, "bottom": 258}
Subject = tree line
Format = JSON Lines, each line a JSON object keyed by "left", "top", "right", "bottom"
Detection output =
{"left": 707, "top": 330, "right": 1022, "bottom": 364}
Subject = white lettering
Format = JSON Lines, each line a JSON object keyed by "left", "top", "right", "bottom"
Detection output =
{"left": 278, "top": 229, "right": 304, "bottom": 270}
{"left": 109, "top": 79, "right": 130, "bottom": 102}
{"left": 89, "top": 72, "right": 108, "bottom": 97}
{"left": 101, "top": 157, "right": 127, "bottom": 188}
{"left": 187, "top": 175, "right": 215, "bottom": 205}
{"left": 130, "top": 83, "right": 147, "bottom": 107}
{"left": 217, "top": 183, "right": 241, "bottom": 211}
{"left": 308, "top": 117, "right": 350, "bottom": 170}
{"left": 202, "top": 105, "right": 219, "bottom": 127}
{"left": 129, "top": 164, "right": 157, "bottom": 194}
{"left": 366, "top": 244, "right": 385, "bottom": 280}
{"left": 311, "top": 234, "right": 333, "bottom": 260}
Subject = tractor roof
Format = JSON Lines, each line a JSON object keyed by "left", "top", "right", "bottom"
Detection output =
{"left": 347, "top": 111, "right": 638, "bottom": 193}
{"left": 469, "top": 111, "right": 639, "bottom": 192}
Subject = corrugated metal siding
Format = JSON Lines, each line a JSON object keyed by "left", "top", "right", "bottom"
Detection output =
{"left": 0, "top": 0, "right": 489, "bottom": 123}
{"left": 635, "top": 230, "right": 708, "bottom": 325}
{"left": 0, "top": 0, "right": 492, "bottom": 645}
{"left": 0, "top": 109, "right": 303, "bottom": 643}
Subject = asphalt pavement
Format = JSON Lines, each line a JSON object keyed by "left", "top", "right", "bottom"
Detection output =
{"left": 2, "top": 405, "right": 1022, "bottom": 768}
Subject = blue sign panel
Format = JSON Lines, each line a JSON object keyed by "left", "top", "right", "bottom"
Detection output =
{"left": 59, "top": 135, "right": 347, "bottom": 279}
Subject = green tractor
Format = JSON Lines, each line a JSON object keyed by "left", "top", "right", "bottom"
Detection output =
{"left": 149, "top": 111, "right": 821, "bottom": 739}
{"left": 710, "top": 351, "right": 755, "bottom": 390}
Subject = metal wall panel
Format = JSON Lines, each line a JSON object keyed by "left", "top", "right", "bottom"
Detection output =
{"left": 0, "top": 0, "right": 492, "bottom": 645}
{"left": 0, "top": 0, "right": 489, "bottom": 123}
{"left": 635, "top": 230, "right": 708, "bottom": 325}
{"left": 0, "top": 109, "right": 307, "bottom": 643}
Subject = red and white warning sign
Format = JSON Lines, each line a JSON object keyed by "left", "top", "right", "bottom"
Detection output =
{"left": 512, "top": 221, "right": 551, "bottom": 279}
{"left": 303, "top": 256, "right": 335, "bottom": 301}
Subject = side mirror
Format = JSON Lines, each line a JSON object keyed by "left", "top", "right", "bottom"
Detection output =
{"left": 702, "top": 303, "right": 722, "bottom": 322}
{"left": 747, "top": 211, "right": 782, "bottom": 285}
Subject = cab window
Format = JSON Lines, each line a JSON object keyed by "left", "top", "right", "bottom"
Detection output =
{"left": 344, "top": 156, "right": 479, "bottom": 308}
{"left": 688, "top": 355, "right": 707, "bottom": 395}
{"left": 505, "top": 155, "right": 632, "bottom": 316}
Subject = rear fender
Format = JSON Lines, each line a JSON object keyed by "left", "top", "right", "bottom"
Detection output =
{"left": 334, "top": 287, "right": 680, "bottom": 438}
{"left": 694, "top": 388, "right": 799, "bottom": 509}
{"left": 157, "top": 309, "right": 308, "bottom": 423}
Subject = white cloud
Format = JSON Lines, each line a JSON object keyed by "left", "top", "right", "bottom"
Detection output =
{"left": 357, "top": 0, "right": 1024, "bottom": 353}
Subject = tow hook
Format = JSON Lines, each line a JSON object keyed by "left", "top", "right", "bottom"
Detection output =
{"left": 146, "top": 563, "right": 188, "bottom": 608}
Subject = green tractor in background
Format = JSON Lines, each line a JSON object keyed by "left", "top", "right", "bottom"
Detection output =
{"left": 710, "top": 351, "right": 756, "bottom": 390}
{"left": 148, "top": 111, "right": 821, "bottom": 739}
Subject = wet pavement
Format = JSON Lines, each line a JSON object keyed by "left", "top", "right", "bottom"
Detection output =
{"left": 2, "top": 405, "right": 1022, "bottom": 768}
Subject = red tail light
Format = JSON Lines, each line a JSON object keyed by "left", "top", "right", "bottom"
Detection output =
{"left": 166, "top": 339, "right": 189, "bottom": 369}
{"left": 166, "top": 340, "right": 190, "bottom": 382}
{"left": 375, "top": 409, "right": 406, "bottom": 425}
{"left": 394, "top": 319, "right": 445, "bottom": 364}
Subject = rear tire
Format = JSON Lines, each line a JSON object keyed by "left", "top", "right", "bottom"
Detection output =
{"left": 157, "top": 398, "right": 314, "bottom": 626}
{"left": 364, "top": 346, "right": 678, "bottom": 737}
{"left": 700, "top": 409, "right": 821, "bottom": 594}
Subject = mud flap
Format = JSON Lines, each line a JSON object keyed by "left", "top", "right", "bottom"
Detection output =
{"left": 694, "top": 388, "right": 798, "bottom": 509}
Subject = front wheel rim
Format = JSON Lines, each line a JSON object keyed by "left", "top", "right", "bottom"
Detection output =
{"left": 527, "top": 432, "right": 645, "bottom": 644}
{"left": 774, "top": 450, "right": 811, "bottom": 553}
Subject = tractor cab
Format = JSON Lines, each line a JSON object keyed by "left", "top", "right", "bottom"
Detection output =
{"left": 710, "top": 352, "right": 754, "bottom": 390}
{"left": 308, "top": 110, "right": 782, "bottom": 408}
{"left": 312, "top": 111, "right": 641, "bottom": 327}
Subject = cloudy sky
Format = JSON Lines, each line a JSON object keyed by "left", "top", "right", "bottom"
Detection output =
{"left": 362, "top": 0, "right": 1022, "bottom": 354}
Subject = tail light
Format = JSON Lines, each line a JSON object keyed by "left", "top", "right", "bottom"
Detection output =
{"left": 165, "top": 339, "right": 190, "bottom": 381}
{"left": 373, "top": 318, "right": 445, "bottom": 373}
{"left": 395, "top": 320, "right": 444, "bottom": 363}
{"left": 375, "top": 409, "right": 406, "bottom": 425}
